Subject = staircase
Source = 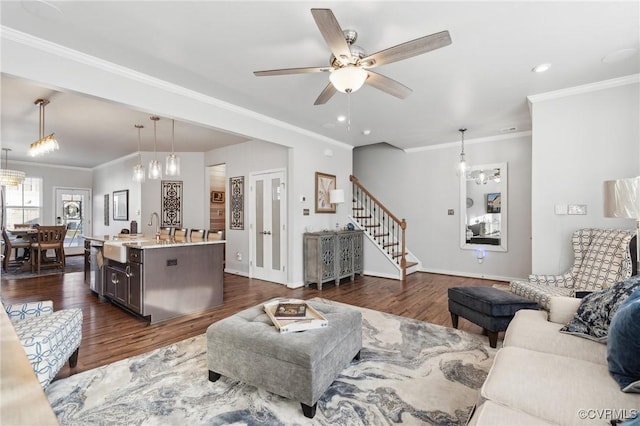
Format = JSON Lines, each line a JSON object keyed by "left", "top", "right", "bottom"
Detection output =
{"left": 349, "top": 175, "right": 420, "bottom": 280}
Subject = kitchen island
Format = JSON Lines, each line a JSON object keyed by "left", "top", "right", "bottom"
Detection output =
{"left": 87, "top": 236, "right": 225, "bottom": 323}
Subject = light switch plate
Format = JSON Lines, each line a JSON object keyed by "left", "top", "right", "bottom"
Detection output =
{"left": 568, "top": 204, "right": 587, "bottom": 215}
{"left": 555, "top": 204, "right": 568, "bottom": 215}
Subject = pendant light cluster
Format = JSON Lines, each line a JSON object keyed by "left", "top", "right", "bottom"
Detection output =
{"left": 457, "top": 128, "right": 467, "bottom": 175}
{"left": 132, "top": 124, "right": 145, "bottom": 183}
{"left": 165, "top": 119, "right": 180, "bottom": 176}
{"left": 132, "top": 116, "right": 181, "bottom": 182}
{"left": 148, "top": 116, "right": 162, "bottom": 180}
{"left": 29, "top": 98, "right": 59, "bottom": 157}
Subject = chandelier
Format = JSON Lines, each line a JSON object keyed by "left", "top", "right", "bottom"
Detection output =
{"left": 0, "top": 148, "right": 25, "bottom": 187}
{"left": 29, "top": 98, "right": 59, "bottom": 157}
{"left": 468, "top": 168, "right": 501, "bottom": 185}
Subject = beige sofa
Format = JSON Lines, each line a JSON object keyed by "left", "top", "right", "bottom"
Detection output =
{"left": 468, "top": 297, "right": 640, "bottom": 425}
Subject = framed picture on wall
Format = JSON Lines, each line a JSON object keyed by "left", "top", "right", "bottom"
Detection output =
{"left": 112, "top": 189, "right": 129, "bottom": 221}
{"left": 486, "top": 192, "right": 501, "bottom": 214}
{"left": 315, "top": 172, "right": 336, "bottom": 213}
{"left": 211, "top": 191, "right": 225, "bottom": 203}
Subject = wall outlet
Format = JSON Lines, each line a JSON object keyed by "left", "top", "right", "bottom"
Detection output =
{"left": 448, "top": 209, "right": 455, "bottom": 215}
{"left": 236, "top": 252, "right": 242, "bottom": 261}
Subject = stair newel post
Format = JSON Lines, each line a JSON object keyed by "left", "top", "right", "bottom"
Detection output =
{"left": 400, "top": 219, "right": 407, "bottom": 281}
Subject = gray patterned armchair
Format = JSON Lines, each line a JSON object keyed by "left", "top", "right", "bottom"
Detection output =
{"left": 3, "top": 300, "right": 82, "bottom": 388}
{"left": 510, "top": 228, "right": 636, "bottom": 310}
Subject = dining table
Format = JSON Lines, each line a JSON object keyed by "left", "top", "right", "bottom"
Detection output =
{"left": 7, "top": 228, "right": 38, "bottom": 272}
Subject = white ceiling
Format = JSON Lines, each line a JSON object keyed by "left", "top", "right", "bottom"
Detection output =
{"left": 1, "top": 1, "right": 639, "bottom": 168}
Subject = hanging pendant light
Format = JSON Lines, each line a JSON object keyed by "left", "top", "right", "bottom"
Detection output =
{"left": 132, "top": 124, "right": 145, "bottom": 183}
{"left": 0, "top": 148, "right": 25, "bottom": 187}
{"left": 165, "top": 119, "right": 181, "bottom": 176}
{"left": 148, "top": 116, "right": 162, "bottom": 180}
{"left": 457, "top": 128, "right": 468, "bottom": 176}
{"left": 29, "top": 98, "right": 59, "bottom": 157}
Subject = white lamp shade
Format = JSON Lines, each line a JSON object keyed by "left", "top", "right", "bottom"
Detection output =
{"left": 329, "top": 189, "right": 345, "bottom": 204}
{"left": 604, "top": 177, "right": 640, "bottom": 219}
{"left": 329, "top": 67, "right": 368, "bottom": 93}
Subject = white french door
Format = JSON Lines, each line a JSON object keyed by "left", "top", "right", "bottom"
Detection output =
{"left": 54, "top": 187, "right": 92, "bottom": 248}
{"left": 250, "top": 170, "right": 287, "bottom": 284}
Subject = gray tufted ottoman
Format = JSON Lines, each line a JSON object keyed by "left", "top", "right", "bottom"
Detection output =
{"left": 448, "top": 286, "right": 538, "bottom": 348}
{"left": 206, "top": 299, "right": 362, "bottom": 418}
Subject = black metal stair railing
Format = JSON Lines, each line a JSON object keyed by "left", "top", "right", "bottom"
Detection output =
{"left": 350, "top": 175, "right": 407, "bottom": 281}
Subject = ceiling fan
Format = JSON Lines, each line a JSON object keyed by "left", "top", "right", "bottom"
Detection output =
{"left": 254, "top": 8, "right": 452, "bottom": 105}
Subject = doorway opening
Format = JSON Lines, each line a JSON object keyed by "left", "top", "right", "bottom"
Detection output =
{"left": 208, "top": 164, "right": 226, "bottom": 233}
{"left": 54, "top": 187, "right": 91, "bottom": 256}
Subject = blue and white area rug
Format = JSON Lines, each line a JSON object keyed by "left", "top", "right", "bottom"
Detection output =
{"left": 46, "top": 298, "right": 496, "bottom": 425}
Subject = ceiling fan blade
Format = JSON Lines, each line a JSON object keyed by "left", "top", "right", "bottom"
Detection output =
{"left": 311, "top": 8, "right": 352, "bottom": 66}
{"left": 361, "top": 30, "right": 452, "bottom": 68}
{"left": 254, "top": 67, "right": 330, "bottom": 77}
{"left": 365, "top": 71, "right": 413, "bottom": 99}
{"left": 314, "top": 82, "right": 337, "bottom": 105}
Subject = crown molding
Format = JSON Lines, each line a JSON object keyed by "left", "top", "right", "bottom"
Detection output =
{"left": 527, "top": 74, "right": 640, "bottom": 105}
{"left": 0, "top": 26, "right": 353, "bottom": 151}
{"left": 403, "top": 131, "right": 532, "bottom": 153}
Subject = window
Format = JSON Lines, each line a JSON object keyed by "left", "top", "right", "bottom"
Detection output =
{"left": 4, "top": 177, "right": 43, "bottom": 228}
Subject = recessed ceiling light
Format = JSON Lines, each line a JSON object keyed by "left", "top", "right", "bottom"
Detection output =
{"left": 362, "top": 129, "right": 371, "bottom": 136}
{"left": 532, "top": 63, "right": 552, "bottom": 73}
{"left": 602, "top": 48, "right": 638, "bottom": 64}
{"left": 337, "top": 115, "right": 347, "bottom": 122}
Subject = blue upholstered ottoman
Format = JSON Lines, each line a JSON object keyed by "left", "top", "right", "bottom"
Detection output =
{"left": 448, "top": 286, "right": 538, "bottom": 348}
{"left": 206, "top": 300, "right": 362, "bottom": 418}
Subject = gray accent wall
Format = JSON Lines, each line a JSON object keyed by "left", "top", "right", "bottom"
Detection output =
{"left": 529, "top": 78, "right": 639, "bottom": 274}
{"left": 353, "top": 135, "right": 532, "bottom": 281}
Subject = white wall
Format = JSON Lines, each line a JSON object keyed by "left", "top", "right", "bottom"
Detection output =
{"left": 92, "top": 151, "right": 207, "bottom": 238}
{"left": 529, "top": 76, "right": 640, "bottom": 274}
{"left": 204, "top": 139, "right": 353, "bottom": 287}
{"left": 204, "top": 140, "right": 288, "bottom": 275}
{"left": 8, "top": 161, "right": 93, "bottom": 227}
{"left": 354, "top": 133, "right": 532, "bottom": 281}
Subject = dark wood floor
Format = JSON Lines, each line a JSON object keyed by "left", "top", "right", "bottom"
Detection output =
{"left": 1, "top": 270, "right": 502, "bottom": 384}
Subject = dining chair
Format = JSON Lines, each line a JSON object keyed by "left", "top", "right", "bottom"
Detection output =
{"left": 2, "top": 228, "right": 32, "bottom": 272}
{"left": 31, "top": 225, "right": 66, "bottom": 273}
{"left": 173, "top": 228, "right": 188, "bottom": 242}
{"left": 207, "top": 230, "right": 225, "bottom": 241}
{"left": 159, "top": 227, "right": 173, "bottom": 241}
{"left": 189, "top": 229, "right": 206, "bottom": 241}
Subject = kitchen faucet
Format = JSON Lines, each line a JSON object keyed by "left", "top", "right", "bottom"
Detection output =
{"left": 148, "top": 212, "right": 160, "bottom": 242}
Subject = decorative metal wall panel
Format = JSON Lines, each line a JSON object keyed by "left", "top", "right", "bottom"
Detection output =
{"left": 230, "top": 176, "right": 244, "bottom": 230}
{"left": 161, "top": 181, "right": 183, "bottom": 227}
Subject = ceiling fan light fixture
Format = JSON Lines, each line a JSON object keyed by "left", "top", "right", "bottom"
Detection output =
{"left": 330, "top": 66, "right": 368, "bottom": 93}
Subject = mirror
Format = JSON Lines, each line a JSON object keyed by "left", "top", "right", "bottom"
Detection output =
{"left": 460, "top": 162, "right": 507, "bottom": 252}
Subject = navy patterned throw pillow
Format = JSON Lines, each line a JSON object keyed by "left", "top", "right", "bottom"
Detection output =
{"left": 607, "top": 286, "right": 640, "bottom": 393}
{"left": 559, "top": 275, "right": 640, "bottom": 343}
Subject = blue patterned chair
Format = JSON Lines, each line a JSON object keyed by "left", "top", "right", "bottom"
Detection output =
{"left": 3, "top": 300, "right": 82, "bottom": 389}
{"left": 510, "top": 228, "right": 636, "bottom": 310}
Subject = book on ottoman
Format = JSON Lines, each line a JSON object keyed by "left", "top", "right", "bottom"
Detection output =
{"left": 264, "top": 299, "right": 328, "bottom": 333}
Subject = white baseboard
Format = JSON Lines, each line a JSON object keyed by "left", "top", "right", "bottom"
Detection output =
{"left": 362, "top": 270, "right": 401, "bottom": 280}
{"left": 224, "top": 268, "right": 249, "bottom": 277}
{"left": 417, "top": 267, "right": 518, "bottom": 283}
